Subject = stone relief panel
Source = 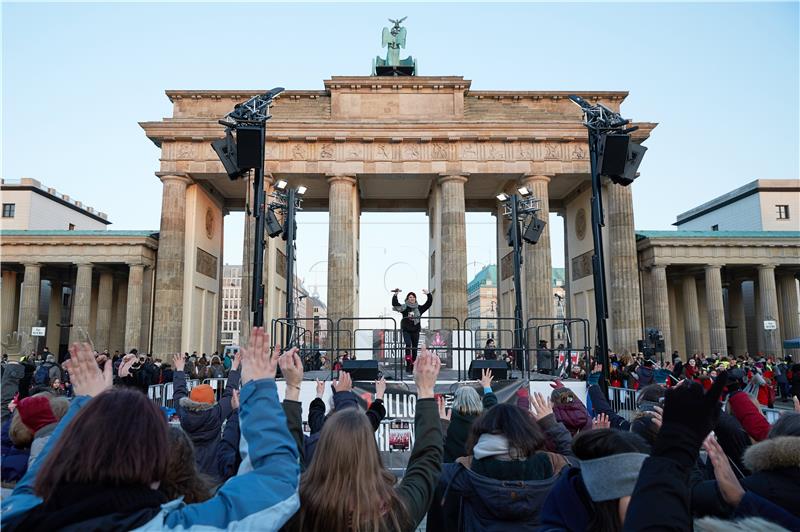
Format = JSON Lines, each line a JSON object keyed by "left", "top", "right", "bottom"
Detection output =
{"left": 570, "top": 144, "right": 587, "bottom": 160}
{"left": 571, "top": 250, "right": 593, "bottom": 281}
{"left": 346, "top": 144, "right": 364, "bottom": 160}
{"left": 403, "top": 143, "right": 421, "bottom": 160}
{"left": 486, "top": 144, "right": 505, "bottom": 160}
{"left": 517, "top": 143, "right": 534, "bottom": 160}
{"left": 374, "top": 143, "right": 391, "bottom": 160}
{"left": 544, "top": 143, "right": 561, "bottom": 160}
{"left": 196, "top": 248, "right": 218, "bottom": 279}
{"left": 290, "top": 143, "right": 307, "bottom": 160}
{"left": 320, "top": 143, "right": 335, "bottom": 160}
{"left": 265, "top": 143, "right": 281, "bottom": 160}
{"left": 461, "top": 143, "right": 478, "bottom": 160}
{"left": 431, "top": 142, "right": 449, "bottom": 160}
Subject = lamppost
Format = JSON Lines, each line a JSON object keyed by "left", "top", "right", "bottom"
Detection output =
{"left": 568, "top": 94, "right": 648, "bottom": 390}
{"left": 496, "top": 187, "right": 545, "bottom": 372}
{"left": 265, "top": 180, "right": 307, "bottom": 345}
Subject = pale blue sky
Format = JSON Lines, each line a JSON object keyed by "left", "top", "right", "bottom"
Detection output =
{"left": 3, "top": 2, "right": 798, "bottom": 315}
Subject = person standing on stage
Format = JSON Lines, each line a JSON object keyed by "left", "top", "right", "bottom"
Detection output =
{"left": 391, "top": 289, "right": 432, "bottom": 374}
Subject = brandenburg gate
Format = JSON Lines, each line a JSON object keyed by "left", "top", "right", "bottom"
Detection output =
{"left": 140, "top": 75, "right": 655, "bottom": 356}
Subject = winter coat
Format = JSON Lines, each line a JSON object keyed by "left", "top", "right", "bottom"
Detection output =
{"left": 443, "top": 391, "right": 497, "bottom": 462}
{"left": 728, "top": 390, "right": 771, "bottom": 442}
{"left": 208, "top": 363, "right": 224, "bottom": 379}
{"left": 636, "top": 365, "right": 655, "bottom": 386}
{"left": 0, "top": 363, "right": 25, "bottom": 423}
{"left": 26, "top": 422, "right": 58, "bottom": 468}
{"left": 391, "top": 293, "right": 432, "bottom": 333}
{"left": 552, "top": 401, "right": 593, "bottom": 436}
{"left": 740, "top": 436, "right": 800, "bottom": 518}
{"left": 173, "top": 369, "right": 240, "bottom": 480}
{"left": 539, "top": 467, "right": 594, "bottom": 531}
{"left": 536, "top": 348, "right": 553, "bottom": 371}
{"left": 1, "top": 378, "right": 300, "bottom": 531}
{"left": 0, "top": 418, "right": 29, "bottom": 484}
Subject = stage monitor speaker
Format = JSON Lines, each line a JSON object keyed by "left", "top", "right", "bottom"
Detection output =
{"left": 522, "top": 217, "right": 547, "bottom": 244}
{"left": 468, "top": 360, "right": 508, "bottom": 380}
{"left": 341, "top": 360, "right": 380, "bottom": 381}
{"left": 599, "top": 134, "right": 630, "bottom": 177}
{"left": 236, "top": 126, "right": 264, "bottom": 169}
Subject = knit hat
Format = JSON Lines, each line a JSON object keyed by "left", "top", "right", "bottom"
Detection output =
{"left": 17, "top": 395, "right": 58, "bottom": 433}
{"left": 189, "top": 384, "right": 215, "bottom": 404}
{"left": 580, "top": 453, "right": 648, "bottom": 501}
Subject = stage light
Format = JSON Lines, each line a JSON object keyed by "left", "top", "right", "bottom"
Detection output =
{"left": 496, "top": 193, "right": 509, "bottom": 202}
{"left": 522, "top": 217, "right": 546, "bottom": 245}
{"left": 296, "top": 185, "right": 307, "bottom": 196}
{"left": 211, "top": 130, "right": 247, "bottom": 180}
{"left": 266, "top": 208, "right": 283, "bottom": 238}
{"left": 517, "top": 186, "right": 531, "bottom": 197}
{"left": 275, "top": 180, "right": 288, "bottom": 190}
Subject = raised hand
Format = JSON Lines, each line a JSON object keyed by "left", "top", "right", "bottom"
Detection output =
{"left": 530, "top": 391, "right": 554, "bottom": 420}
{"left": 315, "top": 379, "right": 325, "bottom": 399}
{"left": 593, "top": 413, "right": 611, "bottom": 429}
{"left": 239, "top": 327, "right": 279, "bottom": 385}
{"left": 279, "top": 348, "right": 302, "bottom": 401}
{"left": 391, "top": 288, "right": 401, "bottom": 293}
{"left": 794, "top": 396, "right": 799, "bottom": 413}
{"left": 661, "top": 372, "right": 726, "bottom": 442}
{"left": 64, "top": 342, "right": 112, "bottom": 397}
{"left": 414, "top": 346, "right": 441, "bottom": 399}
{"left": 480, "top": 368, "right": 493, "bottom": 389}
{"left": 232, "top": 351, "right": 242, "bottom": 371}
{"left": 231, "top": 388, "right": 240, "bottom": 411}
{"left": 704, "top": 434, "right": 744, "bottom": 507}
{"left": 172, "top": 353, "right": 185, "bottom": 372}
{"left": 118, "top": 353, "right": 137, "bottom": 378}
{"left": 437, "top": 395, "right": 451, "bottom": 421}
{"left": 334, "top": 370, "right": 352, "bottom": 393}
{"left": 644, "top": 404, "right": 663, "bottom": 431}
{"left": 375, "top": 376, "right": 387, "bottom": 401}
{"left": 421, "top": 288, "right": 429, "bottom": 295}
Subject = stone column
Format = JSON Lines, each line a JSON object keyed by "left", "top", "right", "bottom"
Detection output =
{"left": 607, "top": 183, "right": 643, "bottom": 353}
{"left": 46, "top": 281, "right": 62, "bottom": 352}
{"left": 704, "top": 265, "right": 727, "bottom": 355}
{"left": 18, "top": 264, "right": 41, "bottom": 344}
{"left": 327, "top": 176, "right": 358, "bottom": 346}
{"left": 69, "top": 263, "right": 94, "bottom": 344}
{"left": 728, "top": 279, "right": 748, "bottom": 356}
{"left": 521, "top": 175, "right": 553, "bottom": 328}
{"left": 777, "top": 273, "right": 799, "bottom": 359}
{"left": 94, "top": 270, "right": 114, "bottom": 351}
{"left": 682, "top": 275, "right": 702, "bottom": 356}
{"left": 651, "top": 265, "right": 673, "bottom": 356}
{"left": 1, "top": 270, "right": 18, "bottom": 340}
{"left": 758, "top": 265, "right": 781, "bottom": 356}
{"left": 438, "top": 174, "right": 468, "bottom": 324}
{"left": 110, "top": 275, "right": 127, "bottom": 354}
{"left": 125, "top": 263, "right": 145, "bottom": 352}
{"left": 152, "top": 174, "right": 190, "bottom": 356}
{"left": 239, "top": 173, "right": 255, "bottom": 342}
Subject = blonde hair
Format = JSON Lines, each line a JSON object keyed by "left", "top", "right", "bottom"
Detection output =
{"left": 295, "top": 409, "right": 408, "bottom": 532}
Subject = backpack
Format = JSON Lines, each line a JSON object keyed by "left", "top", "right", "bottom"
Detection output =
{"left": 33, "top": 362, "right": 53, "bottom": 386}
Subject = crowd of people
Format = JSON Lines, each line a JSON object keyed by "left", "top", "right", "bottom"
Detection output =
{"left": 1, "top": 328, "right": 799, "bottom": 531}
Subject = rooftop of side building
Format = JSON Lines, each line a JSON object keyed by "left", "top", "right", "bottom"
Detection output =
{"left": 1, "top": 177, "right": 111, "bottom": 224}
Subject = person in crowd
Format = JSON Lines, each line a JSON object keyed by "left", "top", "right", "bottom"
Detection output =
{"left": 539, "top": 429, "right": 651, "bottom": 531}
{"left": 618, "top": 352, "right": 636, "bottom": 389}
{"left": 726, "top": 369, "right": 771, "bottom": 442}
{"left": 1, "top": 327, "right": 301, "bottom": 531}
{"left": 440, "top": 369, "right": 497, "bottom": 462}
{"left": 428, "top": 393, "right": 575, "bottom": 530}
{"left": 286, "top": 348, "right": 443, "bottom": 532}
{"left": 635, "top": 359, "right": 656, "bottom": 386}
{"left": 303, "top": 372, "right": 387, "bottom": 465}
{"left": 550, "top": 382, "right": 593, "bottom": 436}
{"left": 391, "top": 288, "right": 433, "bottom": 373}
{"left": 31, "top": 354, "right": 60, "bottom": 390}
{"left": 775, "top": 356, "right": 791, "bottom": 402}
{"left": 196, "top": 353, "right": 209, "bottom": 379}
{"left": 15, "top": 393, "right": 70, "bottom": 467}
{"left": 536, "top": 339, "right": 553, "bottom": 375}
{"left": 1, "top": 397, "right": 30, "bottom": 488}
{"left": 172, "top": 351, "right": 240, "bottom": 480}
{"left": 222, "top": 351, "right": 233, "bottom": 374}
{"left": 208, "top": 356, "right": 225, "bottom": 379}
{"left": 483, "top": 338, "right": 498, "bottom": 360}
{"left": 160, "top": 425, "right": 215, "bottom": 503}
{"left": 48, "top": 378, "right": 67, "bottom": 397}
{"left": 1, "top": 360, "right": 25, "bottom": 422}
{"left": 17, "top": 356, "right": 36, "bottom": 399}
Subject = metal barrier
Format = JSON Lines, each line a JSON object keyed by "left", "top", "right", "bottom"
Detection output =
{"left": 463, "top": 317, "right": 524, "bottom": 380}
{"left": 147, "top": 379, "right": 201, "bottom": 409}
{"left": 606, "top": 386, "right": 640, "bottom": 421}
{"left": 525, "top": 318, "right": 590, "bottom": 380}
{"left": 203, "top": 378, "right": 229, "bottom": 401}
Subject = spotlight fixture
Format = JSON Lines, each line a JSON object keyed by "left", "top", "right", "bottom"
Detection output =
{"left": 275, "top": 179, "right": 288, "bottom": 190}
{"left": 296, "top": 185, "right": 307, "bottom": 196}
{"left": 496, "top": 193, "right": 509, "bottom": 202}
{"left": 266, "top": 208, "right": 283, "bottom": 237}
{"left": 517, "top": 186, "right": 531, "bottom": 197}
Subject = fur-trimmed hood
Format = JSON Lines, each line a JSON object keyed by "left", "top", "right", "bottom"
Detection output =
{"left": 743, "top": 436, "right": 800, "bottom": 472}
{"left": 178, "top": 397, "right": 216, "bottom": 412}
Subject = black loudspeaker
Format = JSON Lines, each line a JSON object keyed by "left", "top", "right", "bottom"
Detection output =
{"left": 211, "top": 130, "right": 246, "bottom": 180}
{"left": 341, "top": 360, "right": 380, "bottom": 381}
{"left": 236, "top": 126, "right": 264, "bottom": 169}
{"left": 522, "top": 217, "right": 546, "bottom": 244}
{"left": 637, "top": 340, "right": 646, "bottom": 353}
{"left": 612, "top": 142, "right": 648, "bottom": 186}
{"left": 599, "top": 134, "right": 630, "bottom": 177}
{"left": 468, "top": 360, "right": 508, "bottom": 380}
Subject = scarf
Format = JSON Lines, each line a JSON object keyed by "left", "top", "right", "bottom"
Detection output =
{"left": 472, "top": 433, "right": 524, "bottom": 461}
{"left": 394, "top": 301, "right": 421, "bottom": 326}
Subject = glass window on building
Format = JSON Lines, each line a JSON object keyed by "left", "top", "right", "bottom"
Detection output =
{"left": 2, "top": 203, "right": 15, "bottom": 218}
{"left": 776, "top": 205, "right": 790, "bottom": 220}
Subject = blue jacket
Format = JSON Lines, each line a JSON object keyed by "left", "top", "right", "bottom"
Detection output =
{"left": 1, "top": 378, "right": 300, "bottom": 531}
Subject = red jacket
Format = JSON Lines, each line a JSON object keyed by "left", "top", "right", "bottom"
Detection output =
{"left": 727, "top": 391, "right": 770, "bottom": 442}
